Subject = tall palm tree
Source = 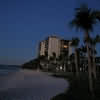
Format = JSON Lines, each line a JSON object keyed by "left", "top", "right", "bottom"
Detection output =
{"left": 91, "top": 35, "right": 100, "bottom": 79}
{"left": 52, "top": 52, "right": 57, "bottom": 64}
{"left": 71, "top": 38, "right": 80, "bottom": 78}
{"left": 57, "top": 52, "right": 68, "bottom": 72}
{"left": 61, "top": 52, "right": 69, "bottom": 72}
{"left": 70, "top": 4, "right": 100, "bottom": 93}
{"left": 69, "top": 53, "right": 75, "bottom": 72}
{"left": 49, "top": 52, "right": 57, "bottom": 71}
{"left": 79, "top": 45, "right": 87, "bottom": 72}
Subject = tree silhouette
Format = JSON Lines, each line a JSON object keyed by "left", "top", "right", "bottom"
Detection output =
{"left": 70, "top": 4, "right": 100, "bottom": 93}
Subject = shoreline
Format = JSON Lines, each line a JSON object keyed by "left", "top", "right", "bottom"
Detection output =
{"left": 0, "top": 69, "right": 68, "bottom": 100}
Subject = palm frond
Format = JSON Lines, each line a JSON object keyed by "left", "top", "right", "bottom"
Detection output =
{"left": 69, "top": 4, "right": 100, "bottom": 32}
{"left": 96, "top": 35, "right": 100, "bottom": 42}
{"left": 71, "top": 37, "right": 80, "bottom": 46}
{"left": 92, "top": 10, "right": 100, "bottom": 21}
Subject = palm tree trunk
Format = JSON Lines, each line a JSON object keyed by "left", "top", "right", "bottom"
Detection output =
{"left": 85, "top": 32, "right": 94, "bottom": 94}
{"left": 75, "top": 48, "right": 79, "bottom": 78}
{"left": 92, "top": 45, "right": 96, "bottom": 79}
{"left": 87, "top": 43, "right": 94, "bottom": 94}
{"left": 64, "top": 62, "right": 66, "bottom": 72}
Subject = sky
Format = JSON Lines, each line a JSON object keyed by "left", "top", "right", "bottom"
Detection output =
{"left": 0, "top": 0, "right": 100, "bottom": 65}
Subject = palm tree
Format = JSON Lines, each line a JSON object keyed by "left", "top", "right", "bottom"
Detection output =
{"left": 61, "top": 52, "right": 68, "bottom": 72}
{"left": 70, "top": 4, "right": 100, "bottom": 93}
{"left": 69, "top": 53, "right": 75, "bottom": 72}
{"left": 80, "top": 45, "right": 87, "bottom": 72}
{"left": 91, "top": 35, "right": 100, "bottom": 79}
{"left": 52, "top": 52, "right": 56, "bottom": 63}
{"left": 57, "top": 52, "right": 68, "bottom": 72}
{"left": 49, "top": 52, "right": 57, "bottom": 71}
{"left": 56, "top": 54, "right": 64, "bottom": 71}
{"left": 71, "top": 38, "right": 80, "bottom": 78}
{"left": 38, "top": 52, "right": 49, "bottom": 70}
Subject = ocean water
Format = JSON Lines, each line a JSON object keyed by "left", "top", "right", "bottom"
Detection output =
{"left": 0, "top": 65, "right": 69, "bottom": 100}
{"left": 0, "top": 65, "right": 19, "bottom": 75}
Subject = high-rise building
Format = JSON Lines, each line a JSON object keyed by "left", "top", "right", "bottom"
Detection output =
{"left": 39, "top": 35, "right": 73, "bottom": 59}
{"left": 48, "top": 36, "right": 60, "bottom": 59}
{"left": 68, "top": 41, "right": 73, "bottom": 56}
{"left": 39, "top": 40, "right": 46, "bottom": 56}
{"left": 60, "top": 39, "right": 69, "bottom": 56}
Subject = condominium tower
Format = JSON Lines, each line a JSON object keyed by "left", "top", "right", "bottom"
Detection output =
{"left": 39, "top": 35, "right": 72, "bottom": 59}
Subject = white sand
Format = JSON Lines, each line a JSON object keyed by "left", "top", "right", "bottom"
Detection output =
{"left": 0, "top": 69, "right": 69, "bottom": 100}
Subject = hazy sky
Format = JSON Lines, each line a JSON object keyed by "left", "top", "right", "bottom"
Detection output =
{"left": 0, "top": 0, "right": 100, "bottom": 65}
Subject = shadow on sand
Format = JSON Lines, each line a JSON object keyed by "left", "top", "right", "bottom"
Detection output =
{"left": 50, "top": 72, "right": 100, "bottom": 100}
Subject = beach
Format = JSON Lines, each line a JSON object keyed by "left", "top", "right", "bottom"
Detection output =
{"left": 0, "top": 68, "right": 69, "bottom": 100}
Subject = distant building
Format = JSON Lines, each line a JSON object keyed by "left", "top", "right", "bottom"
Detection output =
{"left": 96, "top": 57, "right": 100, "bottom": 72}
{"left": 39, "top": 35, "right": 73, "bottom": 59}
{"left": 48, "top": 36, "right": 60, "bottom": 59}
{"left": 60, "top": 39, "right": 69, "bottom": 56}
{"left": 39, "top": 40, "right": 46, "bottom": 56}
{"left": 96, "top": 57, "right": 100, "bottom": 65}
{"left": 68, "top": 41, "right": 73, "bottom": 56}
